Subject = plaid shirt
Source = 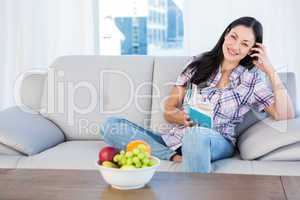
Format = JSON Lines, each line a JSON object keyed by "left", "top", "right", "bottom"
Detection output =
{"left": 161, "top": 64, "right": 274, "bottom": 150}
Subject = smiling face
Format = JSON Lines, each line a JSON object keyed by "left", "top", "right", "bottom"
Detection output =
{"left": 222, "top": 25, "right": 256, "bottom": 63}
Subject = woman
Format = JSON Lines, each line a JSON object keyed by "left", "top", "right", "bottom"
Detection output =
{"left": 101, "top": 16, "right": 294, "bottom": 173}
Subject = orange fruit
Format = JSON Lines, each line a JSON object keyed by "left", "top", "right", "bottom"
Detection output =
{"left": 126, "top": 140, "right": 151, "bottom": 154}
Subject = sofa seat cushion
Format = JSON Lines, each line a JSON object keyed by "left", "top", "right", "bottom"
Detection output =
{"left": 251, "top": 160, "right": 300, "bottom": 176}
{"left": 212, "top": 154, "right": 253, "bottom": 174}
{"left": 158, "top": 154, "right": 254, "bottom": 174}
{"left": 16, "top": 141, "right": 183, "bottom": 171}
{"left": 15, "top": 140, "right": 253, "bottom": 174}
{"left": 15, "top": 140, "right": 300, "bottom": 176}
{"left": 17, "top": 141, "right": 105, "bottom": 170}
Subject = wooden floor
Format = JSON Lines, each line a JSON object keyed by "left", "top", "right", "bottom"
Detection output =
{"left": 0, "top": 169, "right": 299, "bottom": 200}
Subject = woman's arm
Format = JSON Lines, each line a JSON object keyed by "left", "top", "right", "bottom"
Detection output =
{"left": 250, "top": 43, "right": 295, "bottom": 120}
{"left": 264, "top": 70, "right": 295, "bottom": 120}
{"left": 164, "top": 86, "right": 194, "bottom": 126}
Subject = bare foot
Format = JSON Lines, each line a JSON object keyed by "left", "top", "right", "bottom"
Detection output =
{"left": 171, "top": 154, "right": 182, "bottom": 162}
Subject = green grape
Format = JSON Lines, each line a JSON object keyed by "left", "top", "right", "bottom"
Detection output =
{"left": 138, "top": 152, "right": 145, "bottom": 160}
{"left": 125, "top": 151, "right": 133, "bottom": 158}
{"left": 148, "top": 159, "right": 157, "bottom": 166}
{"left": 132, "top": 156, "right": 142, "bottom": 167}
{"left": 132, "top": 156, "right": 139, "bottom": 164}
{"left": 118, "top": 154, "right": 124, "bottom": 161}
{"left": 126, "top": 158, "right": 133, "bottom": 165}
{"left": 142, "top": 164, "right": 148, "bottom": 168}
{"left": 113, "top": 154, "right": 120, "bottom": 162}
{"left": 132, "top": 148, "right": 140, "bottom": 155}
{"left": 120, "top": 150, "right": 125, "bottom": 155}
{"left": 142, "top": 157, "right": 149, "bottom": 165}
{"left": 134, "top": 160, "right": 142, "bottom": 168}
{"left": 121, "top": 157, "right": 127, "bottom": 166}
{"left": 118, "top": 160, "right": 123, "bottom": 166}
{"left": 117, "top": 154, "right": 123, "bottom": 165}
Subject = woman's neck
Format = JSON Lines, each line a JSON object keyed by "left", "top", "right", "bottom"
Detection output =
{"left": 215, "top": 60, "right": 239, "bottom": 89}
{"left": 221, "top": 60, "right": 239, "bottom": 75}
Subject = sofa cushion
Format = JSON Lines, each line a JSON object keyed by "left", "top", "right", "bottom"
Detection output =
{"left": 14, "top": 140, "right": 300, "bottom": 175}
{"left": 17, "top": 141, "right": 105, "bottom": 169}
{"left": 0, "top": 107, "right": 65, "bottom": 155}
{"left": 15, "top": 140, "right": 254, "bottom": 174}
{"left": 234, "top": 109, "right": 268, "bottom": 137}
{"left": 0, "top": 143, "right": 23, "bottom": 156}
{"left": 238, "top": 117, "right": 300, "bottom": 160}
{"left": 259, "top": 142, "right": 300, "bottom": 161}
{"left": 40, "top": 56, "right": 154, "bottom": 140}
{"left": 212, "top": 154, "right": 253, "bottom": 174}
{"left": 16, "top": 140, "right": 183, "bottom": 172}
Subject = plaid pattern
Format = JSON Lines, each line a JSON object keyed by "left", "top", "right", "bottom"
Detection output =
{"left": 161, "top": 64, "right": 274, "bottom": 150}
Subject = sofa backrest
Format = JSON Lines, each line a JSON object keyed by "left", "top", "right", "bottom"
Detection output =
{"left": 17, "top": 55, "right": 298, "bottom": 141}
{"left": 39, "top": 56, "right": 154, "bottom": 140}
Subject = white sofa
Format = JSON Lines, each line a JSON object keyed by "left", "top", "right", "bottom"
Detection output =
{"left": 1, "top": 55, "right": 300, "bottom": 176}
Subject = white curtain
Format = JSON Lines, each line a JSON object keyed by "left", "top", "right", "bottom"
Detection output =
{"left": 0, "top": 0, "right": 97, "bottom": 110}
{"left": 183, "top": 0, "right": 300, "bottom": 98}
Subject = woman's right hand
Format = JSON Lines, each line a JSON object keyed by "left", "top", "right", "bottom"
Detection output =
{"left": 164, "top": 85, "right": 196, "bottom": 126}
{"left": 183, "top": 112, "right": 195, "bottom": 127}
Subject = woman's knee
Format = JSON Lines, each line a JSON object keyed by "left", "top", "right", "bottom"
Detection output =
{"left": 101, "top": 117, "right": 126, "bottom": 137}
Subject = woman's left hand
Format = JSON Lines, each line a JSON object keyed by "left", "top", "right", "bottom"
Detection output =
{"left": 250, "top": 43, "right": 274, "bottom": 75}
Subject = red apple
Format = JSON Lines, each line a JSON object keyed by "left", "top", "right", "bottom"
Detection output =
{"left": 98, "top": 146, "right": 119, "bottom": 164}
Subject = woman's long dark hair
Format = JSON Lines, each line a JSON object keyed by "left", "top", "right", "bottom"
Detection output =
{"left": 184, "top": 16, "right": 263, "bottom": 86}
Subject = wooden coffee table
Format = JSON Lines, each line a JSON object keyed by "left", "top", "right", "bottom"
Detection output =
{"left": 0, "top": 169, "right": 298, "bottom": 200}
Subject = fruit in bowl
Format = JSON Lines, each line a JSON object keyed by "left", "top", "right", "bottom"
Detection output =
{"left": 96, "top": 140, "right": 160, "bottom": 190}
{"left": 98, "top": 146, "right": 119, "bottom": 164}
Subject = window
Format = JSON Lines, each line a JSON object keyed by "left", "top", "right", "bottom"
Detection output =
{"left": 98, "top": 0, "right": 184, "bottom": 55}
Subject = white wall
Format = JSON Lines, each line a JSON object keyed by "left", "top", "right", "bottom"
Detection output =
{"left": 0, "top": 0, "right": 96, "bottom": 110}
{"left": 183, "top": 0, "right": 300, "bottom": 101}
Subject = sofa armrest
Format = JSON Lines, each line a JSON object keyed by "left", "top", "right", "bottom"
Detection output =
{"left": 237, "top": 116, "right": 300, "bottom": 160}
{"left": 0, "top": 106, "right": 65, "bottom": 156}
{"left": 14, "top": 69, "right": 47, "bottom": 112}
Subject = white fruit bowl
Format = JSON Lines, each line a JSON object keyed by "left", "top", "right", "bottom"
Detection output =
{"left": 96, "top": 156, "right": 160, "bottom": 190}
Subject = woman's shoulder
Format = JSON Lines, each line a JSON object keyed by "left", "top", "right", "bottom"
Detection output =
{"left": 240, "top": 66, "right": 262, "bottom": 84}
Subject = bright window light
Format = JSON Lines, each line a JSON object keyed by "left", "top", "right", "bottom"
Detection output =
{"left": 98, "top": 0, "right": 184, "bottom": 55}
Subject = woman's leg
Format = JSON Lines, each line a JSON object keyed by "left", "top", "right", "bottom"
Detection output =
{"left": 182, "top": 127, "right": 235, "bottom": 173}
{"left": 101, "top": 117, "right": 177, "bottom": 160}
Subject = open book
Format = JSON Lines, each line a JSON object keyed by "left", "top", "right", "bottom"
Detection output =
{"left": 185, "top": 84, "right": 213, "bottom": 128}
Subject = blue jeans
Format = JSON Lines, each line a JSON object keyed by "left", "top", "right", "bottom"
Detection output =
{"left": 101, "top": 117, "right": 235, "bottom": 173}
{"left": 181, "top": 126, "right": 235, "bottom": 173}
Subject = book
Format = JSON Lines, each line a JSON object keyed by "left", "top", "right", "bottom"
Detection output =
{"left": 185, "top": 84, "right": 213, "bottom": 128}
{"left": 187, "top": 104, "right": 213, "bottom": 128}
